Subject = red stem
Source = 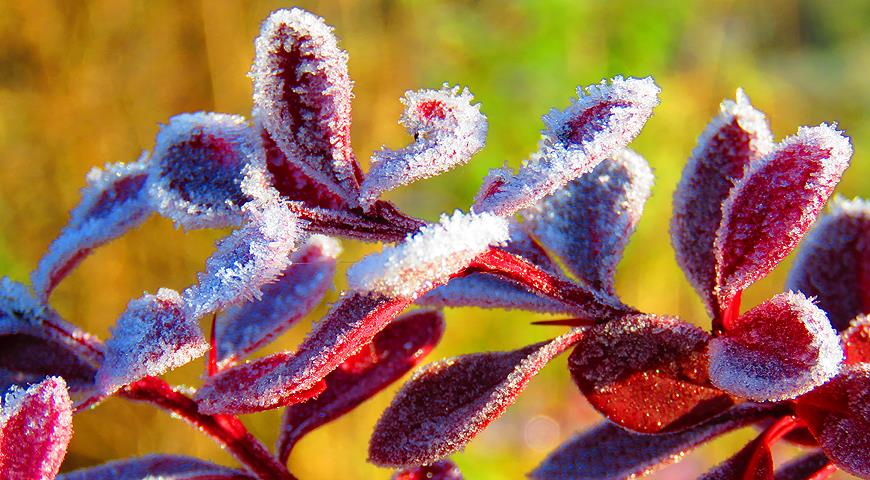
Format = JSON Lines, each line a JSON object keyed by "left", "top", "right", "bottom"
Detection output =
{"left": 208, "top": 314, "right": 218, "bottom": 377}
{"left": 743, "top": 415, "right": 801, "bottom": 480}
{"left": 121, "top": 377, "right": 295, "bottom": 480}
{"left": 806, "top": 463, "right": 838, "bottom": 480}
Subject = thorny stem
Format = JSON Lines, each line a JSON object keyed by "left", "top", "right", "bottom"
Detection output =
{"left": 743, "top": 415, "right": 802, "bottom": 480}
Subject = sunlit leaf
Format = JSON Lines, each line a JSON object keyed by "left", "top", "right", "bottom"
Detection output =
{"left": 57, "top": 455, "right": 255, "bottom": 480}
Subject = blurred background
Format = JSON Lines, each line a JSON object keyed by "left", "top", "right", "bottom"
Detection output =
{"left": 0, "top": 0, "right": 867, "bottom": 478}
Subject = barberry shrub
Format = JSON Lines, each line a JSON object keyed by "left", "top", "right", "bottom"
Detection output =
{"left": 0, "top": 7, "right": 867, "bottom": 480}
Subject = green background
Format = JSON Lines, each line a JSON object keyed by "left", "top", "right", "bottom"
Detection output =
{"left": 0, "top": 1, "right": 866, "bottom": 478}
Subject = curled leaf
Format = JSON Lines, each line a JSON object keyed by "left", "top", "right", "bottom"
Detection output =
{"left": 569, "top": 314, "right": 732, "bottom": 433}
{"left": 277, "top": 310, "right": 445, "bottom": 460}
{"left": 708, "top": 292, "right": 843, "bottom": 402}
{"left": 368, "top": 329, "right": 583, "bottom": 468}
{"left": 392, "top": 459, "right": 463, "bottom": 480}
{"left": 843, "top": 314, "right": 870, "bottom": 364}
{"left": 252, "top": 8, "right": 360, "bottom": 203}
{"left": 474, "top": 76, "right": 660, "bottom": 216}
{"left": 57, "top": 455, "right": 255, "bottom": 480}
{"left": 787, "top": 197, "right": 869, "bottom": 331}
{"left": 671, "top": 90, "right": 773, "bottom": 317}
{"left": 0, "top": 377, "right": 73, "bottom": 480}
{"left": 32, "top": 159, "right": 151, "bottom": 301}
{"left": 522, "top": 148, "right": 653, "bottom": 296}
{"left": 360, "top": 85, "right": 487, "bottom": 209}
{"left": 714, "top": 124, "right": 852, "bottom": 316}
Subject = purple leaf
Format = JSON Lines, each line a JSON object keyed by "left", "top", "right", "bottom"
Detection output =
{"left": 277, "top": 310, "right": 445, "bottom": 461}
{"left": 146, "top": 112, "right": 266, "bottom": 230}
{"left": 214, "top": 235, "right": 339, "bottom": 369}
{"left": 843, "top": 314, "right": 870, "bottom": 364}
{"left": 473, "top": 76, "right": 660, "bottom": 216}
{"left": 708, "top": 292, "right": 843, "bottom": 402}
{"left": 392, "top": 459, "right": 463, "bottom": 480}
{"left": 787, "top": 197, "right": 869, "bottom": 331}
{"left": 251, "top": 8, "right": 361, "bottom": 204}
{"left": 569, "top": 314, "right": 732, "bottom": 433}
{"left": 522, "top": 148, "right": 653, "bottom": 296}
{"left": 360, "top": 85, "right": 487, "bottom": 209}
{"left": 714, "top": 124, "right": 852, "bottom": 317}
{"left": 96, "top": 289, "right": 208, "bottom": 395}
{"left": 32, "top": 159, "right": 151, "bottom": 301}
{"left": 57, "top": 455, "right": 255, "bottom": 480}
{"left": 0, "top": 377, "right": 73, "bottom": 479}
{"left": 671, "top": 90, "right": 773, "bottom": 317}
{"left": 196, "top": 292, "right": 412, "bottom": 414}
{"left": 530, "top": 403, "right": 783, "bottom": 480}
{"left": 368, "top": 329, "right": 584, "bottom": 468}
{"left": 774, "top": 452, "right": 834, "bottom": 480}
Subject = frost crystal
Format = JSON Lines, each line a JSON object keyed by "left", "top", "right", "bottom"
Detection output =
{"left": 368, "top": 329, "right": 584, "bottom": 468}
{"left": 32, "top": 158, "right": 151, "bottom": 300}
{"left": 96, "top": 288, "right": 208, "bottom": 395}
{"left": 522, "top": 148, "right": 653, "bottom": 296}
{"left": 252, "top": 8, "right": 360, "bottom": 203}
{"left": 0, "top": 377, "right": 73, "bottom": 480}
{"left": 708, "top": 292, "right": 843, "bottom": 402}
{"left": 714, "top": 124, "right": 852, "bottom": 313}
{"left": 214, "top": 235, "right": 339, "bottom": 369}
{"left": 347, "top": 210, "right": 510, "bottom": 298}
{"left": 360, "top": 85, "right": 487, "bottom": 209}
{"left": 671, "top": 90, "right": 773, "bottom": 317}
{"left": 392, "top": 459, "right": 463, "bottom": 480}
{"left": 147, "top": 112, "right": 266, "bottom": 230}
{"left": 786, "top": 196, "right": 869, "bottom": 331}
{"left": 474, "top": 76, "right": 660, "bottom": 216}
{"left": 57, "top": 454, "right": 255, "bottom": 480}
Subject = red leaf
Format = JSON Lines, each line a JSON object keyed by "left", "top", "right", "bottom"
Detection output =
{"left": 671, "top": 90, "right": 773, "bottom": 318}
{"left": 787, "top": 197, "right": 870, "bottom": 331}
{"left": 196, "top": 292, "right": 411, "bottom": 414}
{"left": 699, "top": 436, "right": 773, "bottom": 480}
{"left": 0, "top": 377, "right": 73, "bottom": 480}
{"left": 277, "top": 310, "right": 445, "bottom": 461}
{"left": 843, "top": 314, "right": 870, "bottom": 364}
{"left": 368, "top": 329, "right": 584, "bottom": 467}
{"left": 214, "top": 235, "right": 339, "bottom": 370}
{"left": 32, "top": 160, "right": 151, "bottom": 301}
{"left": 774, "top": 452, "right": 835, "bottom": 480}
{"left": 522, "top": 148, "right": 653, "bottom": 297}
{"left": 714, "top": 124, "right": 852, "bottom": 317}
{"left": 530, "top": 403, "right": 784, "bottom": 480}
{"left": 96, "top": 289, "right": 208, "bottom": 395}
{"left": 392, "top": 459, "right": 463, "bottom": 480}
{"left": 708, "top": 293, "right": 843, "bottom": 401}
{"left": 796, "top": 364, "right": 870, "bottom": 478}
{"left": 568, "top": 314, "right": 733, "bottom": 433}
{"left": 57, "top": 455, "right": 255, "bottom": 480}
{"left": 251, "top": 8, "right": 361, "bottom": 203}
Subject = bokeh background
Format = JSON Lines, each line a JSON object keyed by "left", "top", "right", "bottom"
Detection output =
{"left": 0, "top": 0, "right": 867, "bottom": 478}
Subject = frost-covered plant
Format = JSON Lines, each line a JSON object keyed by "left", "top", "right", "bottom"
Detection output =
{"left": 0, "top": 7, "right": 868, "bottom": 480}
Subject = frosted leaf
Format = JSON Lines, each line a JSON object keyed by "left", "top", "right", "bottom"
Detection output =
{"left": 392, "top": 459, "right": 463, "bottom": 480}
{"left": 0, "top": 377, "right": 73, "bottom": 480}
{"left": 252, "top": 8, "right": 361, "bottom": 203}
{"left": 96, "top": 289, "right": 208, "bottom": 395}
{"left": 786, "top": 197, "right": 870, "bottom": 331}
{"left": 671, "top": 90, "right": 774, "bottom": 317}
{"left": 474, "top": 76, "right": 660, "bottom": 216}
{"left": 347, "top": 210, "right": 510, "bottom": 299}
{"left": 714, "top": 124, "right": 852, "bottom": 315}
{"left": 530, "top": 403, "right": 782, "bottom": 480}
{"left": 288, "top": 199, "right": 426, "bottom": 243}
{"left": 214, "top": 235, "right": 340, "bottom": 369}
{"left": 196, "top": 292, "right": 412, "bottom": 414}
{"left": 796, "top": 364, "right": 870, "bottom": 478}
{"left": 708, "top": 292, "right": 843, "bottom": 402}
{"left": 368, "top": 329, "right": 584, "bottom": 467}
{"left": 843, "top": 314, "right": 870, "bottom": 364}
{"left": 277, "top": 310, "right": 445, "bottom": 461}
{"left": 774, "top": 452, "right": 833, "bottom": 480}
{"left": 57, "top": 454, "right": 255, "bottom": 479}
{"left": 360, "top": 85, "right": 487, "bottom": 209}
{"left": 699, "top": 437, "right": 773, "bottom": 480}
{"left": 569, "top": 314, "right": 732, "bottom": 433}
{"left": 32, "top": 158, "right": 151, "bottom": 300}
{"left": 522, "top": 148, "right": 653, "bottom": 296}
{"left": 183, "top": 200, "right": 303, "bottom": 319}
{"left": 147, "top": 112, "right": 266, "bottom": 230}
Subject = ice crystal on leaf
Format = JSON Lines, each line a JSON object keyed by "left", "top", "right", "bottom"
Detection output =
{"left": 392, "top": 459, "right": 463, "bottom": 480}
{"left": 473, "top": 76, "right": 660, "bottom": 216}
{"left": 707, "top": 292, "right": 843, "bottom": 402}
{"left": 0, "top": 377, "right": 73, "bottom": 480}
{"left": 360, "top": 85, "right": 487, "bottom": 209}
{"left": 57, "top": 455, "right": 255, "bottom": 480}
